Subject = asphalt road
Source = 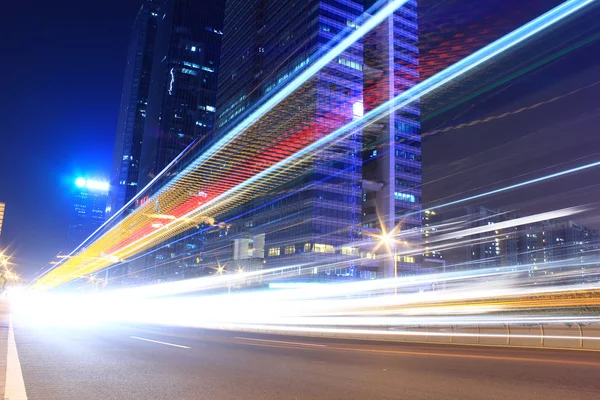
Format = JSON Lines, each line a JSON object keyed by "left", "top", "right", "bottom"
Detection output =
{"left": 6, "top": 319, "right": 600, "bottom": 400}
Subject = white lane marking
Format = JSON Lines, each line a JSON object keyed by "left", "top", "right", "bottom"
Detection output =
{"left": 234, "top": 337, "right": 326, "bottom": 348}
{"left": 130, "top": 336, "right": 190, "bottom": 349}
{"left": 5, "top": 317, "right": 28, "bottom": 400}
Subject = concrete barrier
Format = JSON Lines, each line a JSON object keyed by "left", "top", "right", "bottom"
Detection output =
{"left": 216, "top": 322, "right": 600, "bottom": 352}
{"left": 426, "top": 326, "right": 453, "bottom": 344}
{"left": 478, "top": 324, "right": 509, "bottom": 346}
{"left": 451, "top": 326, "right": 480, "bottom": 345}
{"left": 581, "top": 324, "right": 600, "bottom": 350}
{"left": 404, "top": 326, "right": 429, "bottom": 342}
{"left": 542, "top": 324, "right": 581, "bottom": 349}
{"left": 507, "top": 325, "right": 542, "bottom": 347}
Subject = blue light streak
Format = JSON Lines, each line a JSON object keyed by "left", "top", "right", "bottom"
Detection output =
{"left": 182, "top": 0, "right": 596, "bottom": 223}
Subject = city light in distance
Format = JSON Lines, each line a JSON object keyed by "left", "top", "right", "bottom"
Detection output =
{"left": 75, "top": 178, "right": 109, "bottom": 192}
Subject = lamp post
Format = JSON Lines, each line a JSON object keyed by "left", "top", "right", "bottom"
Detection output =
{"left": 380, "top": 234, "right": 398, "bottom": 296}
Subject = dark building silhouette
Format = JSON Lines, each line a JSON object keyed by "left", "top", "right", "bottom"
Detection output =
{"left": 108, "top": 0, "right": 226, "bottom": 219}
{"left": 108, "top": 0, "right": 161, "bottom": 218}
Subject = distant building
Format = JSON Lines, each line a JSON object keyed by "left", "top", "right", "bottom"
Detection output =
{"left": 66, "top": 178, "right": 109, "bottom": 253}
{"left": 431, "top": 206, "right": 599, "bottom": 284}
{"left": 518, "top": 220, "right": 599, "bottom": 284}
{"left": 0, "top": 202, "right": 5, "bottom": 238}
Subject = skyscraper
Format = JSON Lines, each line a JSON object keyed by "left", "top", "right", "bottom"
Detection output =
{"left": 191, "top": 0, "right": 422, "bottom": 282}
{"left": 139, "top": 0, "right": 226, "bottom": 188}
{"left": 108, "top": 0, "right": 226, "bottom": 218}
{"left": 362, "top": 0, "right": 421, "bottom": 279}
{"left": 66, "top": 178, "right": 109, "bottom": 253}
{"left": 211, "top": 0, "right": 365, "bottom": 281}
{"left": 108, "top": 0, "right": 161, "bottom": 218}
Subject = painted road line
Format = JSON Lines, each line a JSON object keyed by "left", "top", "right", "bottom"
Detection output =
{"left": 234, "top": 337, "right": 326, "bottom": 347}
{"left": 5, "top": 317, "right": 27, "bottom": 400}
{"left": 130, "top": 336, "right": 191, "bottom": 349}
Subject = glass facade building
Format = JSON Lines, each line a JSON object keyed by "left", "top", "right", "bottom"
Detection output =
{"left": 108, "top": 0, "right": 161, "bottom": 218}
{"left": 110, "top": 0, "right": 423, "bottom": 285}
{"left": 362, "top": 0, "right": 421, "bottom": 278}
{"left": 177, "top": 0, "right": 423, "bottom": 282}
{"left": 109, "top": 0, "right": 226, "bottom": 218}
{"left": 139, "top": 0, "right": 225, "bottom": 188}
{"left": 66, "top": 180, "right": 109, "bottom": 254}
{"left": 206, "top": 0, "right": 366, "bottom": 282}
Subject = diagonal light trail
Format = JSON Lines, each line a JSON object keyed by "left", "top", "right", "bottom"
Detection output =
{"left": 33, "top": 0, "right": 597, "bottom": 289}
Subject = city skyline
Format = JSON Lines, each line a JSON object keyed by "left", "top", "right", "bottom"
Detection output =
{"left": 1, "top": 0, "right": 599, "bottom": 280}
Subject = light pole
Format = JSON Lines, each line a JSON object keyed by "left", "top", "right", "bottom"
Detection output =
{"left": 380, "top": 234, "right": 398, "bottom": 296}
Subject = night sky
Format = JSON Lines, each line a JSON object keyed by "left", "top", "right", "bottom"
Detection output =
{"left": 1, "top": 0, "right": 599, "bottom": 279}
{"left": 0, "top": 1, "right": 141, "bottom": 277}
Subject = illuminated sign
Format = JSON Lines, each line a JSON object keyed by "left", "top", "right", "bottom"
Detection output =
{"left": 75, "top": 178, "right": 109, "bottom": 192}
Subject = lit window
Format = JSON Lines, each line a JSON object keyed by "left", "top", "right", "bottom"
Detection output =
{"left": 268, "top": 247, "right": 280, "bottom": 256}
{"left": 191, "top": 46, "right": 197, "bottom": 52}
{"left": 337, "top": 57, "right": 362, "bottom": 71}
{"left": 394, "top": 192, "right": 416, "bottom": 203}
{"left": 183, "top": 61, "right": 200, "bottom": 69}
{"left": 346, "top": 20, "right": 360, "bottom": 29}
{"left": 182, "top": 68, "right": 198, "bottom": 76}
{"left": 206, "top": 105, "right": 216, "bottom": 112}
{"left": 341, "top": 247, "right": 357, "bottom": 256}
{"left": 304, "top": 243, "right": 312, "bottom": 252}
{"left": 314, "top": 244, "right": 335, "bottom": 254}
{"left": 284, "top": 245, "right": 295, "bottom": 255}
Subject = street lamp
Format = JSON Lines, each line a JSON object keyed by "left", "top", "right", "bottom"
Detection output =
{"left": 381, "top": 234, "right": 398, "bottom": 296}
{"left": 0, "top": 254, "right": 8, "bottom": 268}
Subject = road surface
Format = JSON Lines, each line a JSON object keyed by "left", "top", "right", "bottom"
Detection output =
{"left": 3, "top": 312, "right": 600, "bottom": 399}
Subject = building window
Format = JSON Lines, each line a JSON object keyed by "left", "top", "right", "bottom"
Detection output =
{"left": 284, "top": 245, "right": 295, "bottom": 255}
{"left": 314, "top": 244, "right": 335, "bottom": 254}
{"left": 268, "top": 247, "right": 280, "bottom": 257}
{"left": 394, "top": 192, "right": 416, "bottom": 203}
{"left": 337, "top": 57, "right": 362, "bottom": 71}
{"left": 403, "top": 256, "right": 415, "bottom": 263}
{"left": 341, "top": 247, "right": 358, "bottom": 256}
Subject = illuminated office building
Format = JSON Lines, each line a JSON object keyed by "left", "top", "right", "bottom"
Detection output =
{"left": 362, "top": 0, "right": 422, "bottom": 278}
{"left": 205, "top": 0, "right": 366, "bottom": 282}
{"left": 186, "top": 0, "right": 422, "bottom": 283}
{"left": 66, "top": 178, "right": 109, "bottom": 253}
